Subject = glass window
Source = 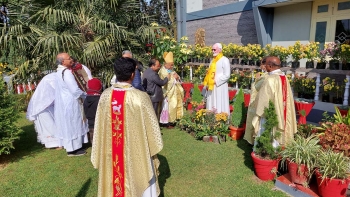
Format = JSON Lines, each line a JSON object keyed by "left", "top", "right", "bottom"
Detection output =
{"left": 338, "top": 1, "right": 350, "bottom": 10}
{"left": 315, "top": 21, "right": 327, "bottom": 50}
{"left": 317, "top": 5, "right": 329, "bottom": 13}
{"left": 335, "top": 19, "right": 350, "bottom": 44}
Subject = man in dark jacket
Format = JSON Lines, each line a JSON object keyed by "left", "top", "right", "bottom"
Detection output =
{"left": 142, "top": 59, "right": 170, "bottom": 118}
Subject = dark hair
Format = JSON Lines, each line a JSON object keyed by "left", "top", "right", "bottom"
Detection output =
{"left": 148, "top": 58, "right": 157, "bottom": 67}
{"left": 113, "top": 57, "right": 137, "bottom": 82}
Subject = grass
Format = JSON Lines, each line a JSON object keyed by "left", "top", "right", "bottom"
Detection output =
{"left": 0, "top": 114, "right": 288, "bottom": 197}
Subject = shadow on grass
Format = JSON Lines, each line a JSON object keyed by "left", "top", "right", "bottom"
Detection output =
{"left": 236, "top": 139, "right": 254, "bottom": 171}
{"left": 157, "top": 154, "right": 171, "bottom": 197}
{"left": 75, "top": 178, "right": 91, "bottom": 197}
{"left": 0, "top": 124, "right": 44, "bottom": 167}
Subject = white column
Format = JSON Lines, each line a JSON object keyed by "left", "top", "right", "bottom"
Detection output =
{"left": 343, "top": 75, "right": 350, "bottom": 105}
{"left": 315, "top": 73, "right": 321, "bottom": 101}
{"left": 190, "top": 65, "right": 193, "bottom": 81}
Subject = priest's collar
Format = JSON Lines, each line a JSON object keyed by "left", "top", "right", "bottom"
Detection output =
{"left": 268, "top": 69, "right": 283, "bottom": 75}
{"left": 113, "top": 82, "right": 133, "bottom": 90}
{"left": 57, "top": 65, "right": 68, "bottom": 70}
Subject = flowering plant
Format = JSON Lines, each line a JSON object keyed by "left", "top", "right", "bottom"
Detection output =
{"left": 0, "top": 62, "right": 17, "bottom": 76}
{"left": 194, "top": 109, "right": 230, "bottom": 139}
{"left": 318, "top": 49, "right": 328, "bottom": 63}
{"left": 193, "top": 64, "right": 207, "bottom": 80}
{"left": 302, "top": 77, "right": 316, "bottom": 95}
{"left": 322, "top": 77, "right": 336, "bottom": 93}
{"left": 324, "top": 42, "right": 341, "bottom": 61}
{"left": 152, "top": 35, "right": 193, "bottom": 66}
{"left": 288, "top": 41, "right": 305, "bottom": 62}
{"left": 246, "top": 44, "right": 265, "bottom": 62}
{"left": 238, "top": 70, "right": 253, "bottom": 89}
{"left": 303, "top": 42, "right": 319, "bottom": 61}
{"left": 340, "top": 44, "right": 350, "bottom": 63}
{"left": 229, "top": 72, "right": 239, "bottom": 86}
{"left": 223, "top": 43, "right": 242, "bottom": 58}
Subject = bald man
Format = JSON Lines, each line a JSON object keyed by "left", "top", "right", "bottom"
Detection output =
{"left": 245, "top": 56, "right": 297, "bottom": 148}
{"left": 54, "top": 53, "right": 89, "bottom": 156}
{"left": 203, "top": 43, "right": 230, "bottom": 114}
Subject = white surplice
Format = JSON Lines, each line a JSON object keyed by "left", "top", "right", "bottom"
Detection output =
{"left": 206, "top": 56, "right": 231, "bottom": 114}
{"left": 55, "top": 65, "right": 88, "bottom": 152}
{"left": 26, "top": 73, "right": 61, "bottom": 148}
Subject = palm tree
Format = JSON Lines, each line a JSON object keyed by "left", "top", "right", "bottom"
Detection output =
{"left": 0, "top": 0, "right": 167, "bottom": 85}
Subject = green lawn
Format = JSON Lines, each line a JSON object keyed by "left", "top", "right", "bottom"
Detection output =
{"left": 0, "top": 114, "right": 288, "bottom": 197}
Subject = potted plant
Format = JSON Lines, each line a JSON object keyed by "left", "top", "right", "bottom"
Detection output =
{"left": 280, "top": 134, "right": 321, "bottom": 187}
{"left": 276, "top": 46, "right": 290, "bottom": 67}
{"left": 340, "top": 44, "right": 350, "bottom": 70}
{"left": 315, "top": 149, "right": 350, "bottom": 197}
{"left": 288, "top": 41, "right": 304, "bottom": 68}
{"left": 320, "top": 77, "right": 335, "bottom": 102}
{"left": 324, "top": 42, "right": 341, "bottom": 70}
{"left": 303, "top": 42, "right": 319, "bottom": 68}
{"left": 251, "top": 100, "right": 281, "bottom": 181}
{"left": 316, "top": 49, "right": 327, "bottom": 69}
{"left": 229, "top": 87, "right": 245, "bottom": 140}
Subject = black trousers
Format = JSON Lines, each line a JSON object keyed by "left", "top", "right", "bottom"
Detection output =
{"left": 152, "top": 102, "right": 160, "bottom": 120}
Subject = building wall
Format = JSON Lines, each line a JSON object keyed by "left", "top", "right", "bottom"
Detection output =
{"left": 203, "top": 0, "right": 239, "bottom": 10}
{"left": 271, "top": 2, "right": 313, "bottom": 67}
{"left": 186, "top": 10, "right": 258, "bottom": 45}
{"left": 187, "top": 0, "right": 203, "bottom": 13}
{"left": 272, "top": 2, "right": 313, "bottom": 45}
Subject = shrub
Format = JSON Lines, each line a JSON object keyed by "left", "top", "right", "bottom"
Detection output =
{"left": 0, "top": 77, "right": 23, "bottom": 155}
{"left": 231, "top": 87, "right": 244, "bottom": 128}
{"left": 254, "top": 101, "right": 281, "bottom": 160}
{"left": 318, "top": 122, "right": 350, "bottom": 157}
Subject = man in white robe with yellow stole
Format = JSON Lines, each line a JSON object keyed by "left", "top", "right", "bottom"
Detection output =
{"left": 91, "top": 57, "right": 163, "bottom": 197}
{"left": 158, "top": 52, "right": 184, "bottom": 128}
{"left": 203, "top": 43, "right": 230, "bottom": 114}
{"left": 245, "top": 57, "right": 297, "bottom": 146}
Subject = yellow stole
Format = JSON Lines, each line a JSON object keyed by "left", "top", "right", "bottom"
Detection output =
{"left": 203, "top": 53, "right": 223, "bottom": 90}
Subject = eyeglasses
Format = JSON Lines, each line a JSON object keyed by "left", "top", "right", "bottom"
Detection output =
{"left": 63, "top": 57, "right": 72, "bottom": 61}
{"left": 212, "top": 49, "right": 216, "bottom": 51}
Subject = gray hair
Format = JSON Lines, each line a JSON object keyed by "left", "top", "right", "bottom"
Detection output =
{"left": 122, "top": 50, "right": 132, "bottom": 56}
{"left": 214, "top": 43, "right": 222, "bottom": 49}
{"left": 56, "top": 57, "right": 64, "bottom": 65}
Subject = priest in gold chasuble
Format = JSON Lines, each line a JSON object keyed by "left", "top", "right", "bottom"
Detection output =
{"left": 158, "top": 52, "right": 184, "bottom": 126}
{"left": 244, "top": 57, "right": 297, "bottom": 147}
{"left": 91, "top": 57, "right": 163, "bottom": 197}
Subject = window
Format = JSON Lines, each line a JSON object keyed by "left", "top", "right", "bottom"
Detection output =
{"left": 315, "top": 21, "right": 328, "bottom": 49}
{"left": 318, "top": 5, "right": 329, "bottom": 13}
{"left": 338, "top": 1, "right": 350, "bottom": 10}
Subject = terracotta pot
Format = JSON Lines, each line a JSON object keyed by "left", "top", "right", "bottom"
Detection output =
{"left": 288, "top": 162, "right": 309, "bottom": 186}
{"left": 228, "top": 125, "right": 245, "bottom": 140}
{"left": 251, "top": 152, "right": 279, "bottom": 181}
{"left": 315, "top": 170, "right": 350, "bottom": 197}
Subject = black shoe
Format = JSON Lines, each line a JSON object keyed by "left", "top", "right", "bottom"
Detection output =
{"left": 67, "top": 149, "right": 87, "bottom": 157}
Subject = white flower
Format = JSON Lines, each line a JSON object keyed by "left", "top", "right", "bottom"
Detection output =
{"left": 180, "top": 36, "right": 188, "bottom": 41}
{"left": 150, "top": 22, "right": 159, "bottom": 27}
{"left": 180, "top": 43, "right": 187, "bottom": 48}
{"left": 170, "top": 45, "right": 175, "bottom": 49}
{"left": 163, "top": 36, "right": 170, "bottom": 40}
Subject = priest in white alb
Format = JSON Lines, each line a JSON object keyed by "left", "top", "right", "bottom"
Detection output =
{"left": 26, "top": 72, "right": 61, "bottom": 149}
{"left": 91, "top": 57, "right": 163, "bottom": 197}
{"left": 54, "top": 53, "right": 89, "bottom": 156}
{"left": 203, "top": 43, "right": 231, "bottom": 114}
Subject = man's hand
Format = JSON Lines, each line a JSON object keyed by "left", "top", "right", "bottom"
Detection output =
{"left": 174, "top": 73, "right": 180, "bottom": 80}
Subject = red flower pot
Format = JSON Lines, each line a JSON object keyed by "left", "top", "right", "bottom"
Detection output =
{"left": 228, "top": 126, "right": 245, "bottom": 140}
{"left": 288, "top": 162, "right": 309, "bottom": 186}
{"left": 228, "top": 89, "right": 237, "bottom": 100}
{"left": 197, "top": 84, "right": 204, "bottom": 92}
{"left": 336, "top": 106, "right": 348, "bottom": 117}
{"left": 182, "top": 82, "right": 194, "bottom": 102}
{"left": 244, "top": 93, "right": 250, "bottom": 107}
{"left": 187, "top": 102, "right": 193, "bottom": 111}
{"left": 315, "top": 170, "right": 350, "bottom": 197}
{"left": 229, "top": 105, "right": 233, "bottom": 113}
{"left": 251, "top": 152, "right": 279, "bottom": 181}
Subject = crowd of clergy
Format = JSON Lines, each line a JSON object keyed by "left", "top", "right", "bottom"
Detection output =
{"left": 25, "top": 42, "right": 296, "bottom": 196}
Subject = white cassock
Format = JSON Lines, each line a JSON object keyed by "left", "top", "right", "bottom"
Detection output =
{"left": 206, "top": 56, "right": 231, "bottom": 114}
{"left": 26, "top": 73, "right": 61, "bottom": 148}
{"left": 55, "top": 65, "right": 89, "bottom": 152}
